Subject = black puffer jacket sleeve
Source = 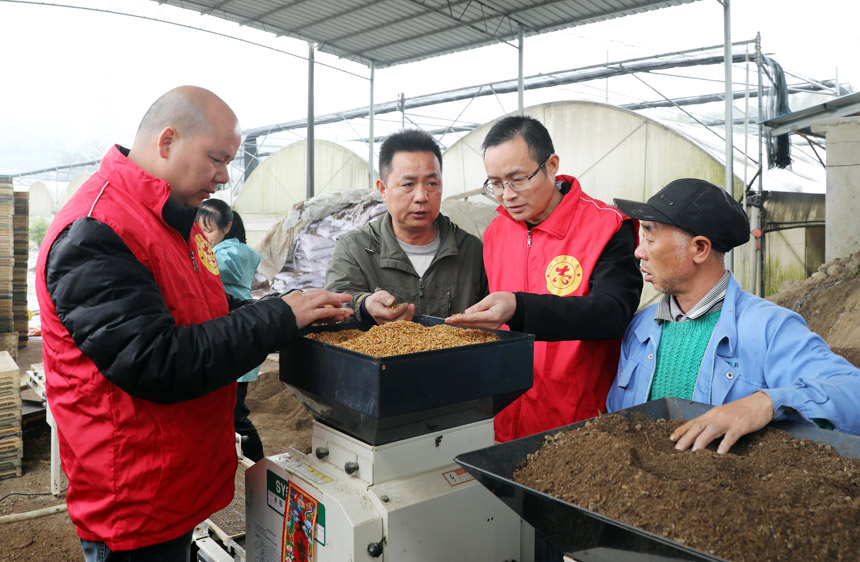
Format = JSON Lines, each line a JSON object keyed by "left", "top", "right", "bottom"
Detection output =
{"left": 507, "top": 220, "right": 642, "bottom": 341}
{"left": 45, "top": 217, "right": 298, "bottom": 404}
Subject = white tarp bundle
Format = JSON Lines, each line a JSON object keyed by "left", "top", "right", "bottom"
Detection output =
{"left": 254, "top": 188, "right": 498, "bottom": 294}
{"left": 255, "top": 189, "right": 386, "bottom": 294}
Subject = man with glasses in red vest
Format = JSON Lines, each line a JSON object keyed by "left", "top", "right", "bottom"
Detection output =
{"left": 448, "top": 115, "right": 642, "bottom": 442}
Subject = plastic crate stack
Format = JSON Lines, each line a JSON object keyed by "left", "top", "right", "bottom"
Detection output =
{"left": 0, "top": 352, "right": 22, "bottom": 479}
{"left": 0, "top": 176, "right": 15, "bottom": 363}
{"left": 13, "top": 191, "right": 28, "bottom": 348}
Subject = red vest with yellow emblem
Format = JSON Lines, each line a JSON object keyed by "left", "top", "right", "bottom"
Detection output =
{"left": 483, "top": 175, "right": 626, "bottom": 441}
{"left": 36, "top": 146, "right": 235, "bottom": 549}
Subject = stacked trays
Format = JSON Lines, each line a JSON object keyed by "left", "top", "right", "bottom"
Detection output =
{"left": 13, "top": 191, "right": 28, "bottom": 347}
{"left": 0, "top": 177, "right": 14, "bottom": 362}
{"left": 0, "top": 352, "right": 21, "bottom": 479}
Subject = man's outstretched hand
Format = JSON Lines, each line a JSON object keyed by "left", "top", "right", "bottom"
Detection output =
{"left": 282, "top": 289, "right": 353, "bottom": 329}
{"left": 670, "top": 392, "right": 775, "bottom": 454}
{"left": 445, "top": 292, "right": 516, "bottom": 330}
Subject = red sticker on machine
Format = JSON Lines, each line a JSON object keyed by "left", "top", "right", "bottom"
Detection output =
{"left": 443, "top": 467, "right": 475, "bottom": 486}
{"left": 282, "top": 481, "right": 318, "bottom": 562}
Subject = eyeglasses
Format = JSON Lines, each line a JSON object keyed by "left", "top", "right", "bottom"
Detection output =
{"left": 483, "top": 156, "right": 549, "bottom": 196}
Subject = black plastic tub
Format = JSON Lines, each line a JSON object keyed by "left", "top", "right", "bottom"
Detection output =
{"left": 455, "top": 398, "right": 860, "bottom": 562}
{"left": 280, "top": 315, "right": 534, "bottom": 445}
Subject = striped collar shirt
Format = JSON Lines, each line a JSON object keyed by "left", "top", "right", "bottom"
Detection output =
{"left": 655, "top": 270, "right": 731, "bottom": 323}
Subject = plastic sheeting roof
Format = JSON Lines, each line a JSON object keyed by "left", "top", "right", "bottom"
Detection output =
{"left": 159, "top": 0, "right": 701, "bottom": 67}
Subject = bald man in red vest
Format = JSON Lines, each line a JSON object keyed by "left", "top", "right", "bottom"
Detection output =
{"left": 37, "top": 86, "right": 351, "bottom": 561}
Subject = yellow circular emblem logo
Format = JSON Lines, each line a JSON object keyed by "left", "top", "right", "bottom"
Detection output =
{"left": 194, "top": 233, "right": 220, "bottom": 276}
{"left": 545, "top": 255, "right": 583, "bottom": 296}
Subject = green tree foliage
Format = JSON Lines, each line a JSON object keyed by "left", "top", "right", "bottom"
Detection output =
{"left": 29, "top": 217, "right": 50, "bottom": 248}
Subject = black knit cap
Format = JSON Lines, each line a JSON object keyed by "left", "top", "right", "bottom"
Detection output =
{"left": 614, "top": 178, "right": 750, "bottom": 252}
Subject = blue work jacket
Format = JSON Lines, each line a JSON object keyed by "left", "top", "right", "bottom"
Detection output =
{"left": 607, "top": 274, "right": 860, "bottom": 434}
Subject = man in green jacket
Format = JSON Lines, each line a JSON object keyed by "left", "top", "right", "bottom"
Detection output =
{"left": 325, "top": 129, "right": 488, "bottom": 323}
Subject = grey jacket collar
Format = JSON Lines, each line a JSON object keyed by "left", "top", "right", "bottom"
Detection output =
{"left": 367, "top": 212, "right": 461, "bottom": 274}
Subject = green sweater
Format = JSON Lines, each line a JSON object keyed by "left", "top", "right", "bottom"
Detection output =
{"left": 649, "top": 310, "right": 721, "bottom": 401}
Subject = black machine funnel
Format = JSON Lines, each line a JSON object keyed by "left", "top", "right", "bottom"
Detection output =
{"left": 455, "top": 398, "right": 860, "bottom": 562}
{"left": 280, "top": 315, "right": 534, "bottom": 445}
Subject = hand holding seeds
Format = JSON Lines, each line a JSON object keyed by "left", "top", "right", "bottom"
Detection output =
{"left": 365, "top": 289, "right": 415, "bottom": 324}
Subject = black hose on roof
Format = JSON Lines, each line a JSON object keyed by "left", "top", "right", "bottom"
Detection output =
{"left": 762, "top": 56, "right": 793, "bottom": 170}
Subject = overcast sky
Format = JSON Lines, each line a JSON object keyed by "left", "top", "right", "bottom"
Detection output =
{"left": 2, "top": 0, "right": 858, "bottom": 179}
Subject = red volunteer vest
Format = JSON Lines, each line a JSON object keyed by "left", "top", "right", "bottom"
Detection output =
{"left": 484, "top": 175, "right": 626, "bottom": 441}
{"left": 36, "top": 147, "right": 235, "bottom": 550}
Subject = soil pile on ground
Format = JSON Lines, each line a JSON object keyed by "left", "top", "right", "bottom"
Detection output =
{"left": 245, "top": 357, "right": 314, "bottom": 455}
{"left": 768, "top": 249, "right": 860, "bottom": 359}
{"left": 515, "top": 413, "right": 860, "bottom": 562}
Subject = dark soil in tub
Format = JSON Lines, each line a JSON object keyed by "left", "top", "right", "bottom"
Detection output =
{"left": 514, "top": 413, "right": 860, "bottom": 562}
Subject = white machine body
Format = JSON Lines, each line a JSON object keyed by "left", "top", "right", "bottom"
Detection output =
{"left": 245, "top": 419, "right": 533, "bottom": 562}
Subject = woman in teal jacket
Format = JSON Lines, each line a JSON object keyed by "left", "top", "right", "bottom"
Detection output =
{"left": 198, "top": 200, "right": 265, "bottom": 461}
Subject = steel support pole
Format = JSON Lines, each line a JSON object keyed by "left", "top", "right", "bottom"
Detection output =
{"left": 518, "top": 25, "right": 524, "bottom": 115}
{"left": 741, "top": 49, "right": 750, "bottom": 290}
{"left": 756, "top": 33, "right": 766, "bottom": 297}
{"left": 369, "top": 61, "right": 376, "bottom": 190}
{"left": 307, "top": 42, "right": 315, "bottom": 200}
{"left": 723, "top": 0, "right": 734, "bottom": 271}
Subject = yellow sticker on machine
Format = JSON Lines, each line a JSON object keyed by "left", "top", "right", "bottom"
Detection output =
{"left": 290, "top": 461, "right": 334, "bottom": 485}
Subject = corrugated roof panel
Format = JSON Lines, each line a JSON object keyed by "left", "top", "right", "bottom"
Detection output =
{"left": 338, "top": 16, "right": 484, "bottom": 58}
{"left": 255, "top": 3, "right": 359, "bottom": 34}
{"left": 305, "top": 6, "right": 406, "bottom": 37}
{"left": 364, "top": 32, "right": 500, "bottom": 65}
{"left": 311, "top": 2, "right": 436, "bottom": 48}
{"left": 158, "top": 0, "right": 703, "bottom": 67}
{"left": 335, "top": 13, "right": 457, "bottom": 54}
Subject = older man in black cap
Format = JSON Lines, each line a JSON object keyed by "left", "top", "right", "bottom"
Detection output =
{"left": 607, "top": 178, "right": 860, "bottom": 453}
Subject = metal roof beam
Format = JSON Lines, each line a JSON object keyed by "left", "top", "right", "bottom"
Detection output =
{"left": 297, "top": 0, "right": 511, "bottom": 42}
{"left": 243, "top": 50, "right": 750, "bottom": 138}
{"left": 330, "top": 0, "right": 523, "bottom": 62}
{"left": 324, "top": 0, "right": 696, "bottom": 66}
{"left": 402, "top": 0, "right": 530, "bottom": 34}
{"left": 344, "top": 0, "right": 657, "bottom": 63}
{"left": 200, "top": 0, "right": 237, "bottom": 16}
{"left": 363, "top": 22, "right": 745, "bottom": 68}
{"left": 10, "top": 159, "right": 100, "bottom": 178}
{"left": 356, "top": 124, "right": 477, "bottom": 144}
{"left": 158, "top": 0, "right": 701, "bottom": 67}
{"left": 621, "top": 80, "right": 837, "bottom": 111}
